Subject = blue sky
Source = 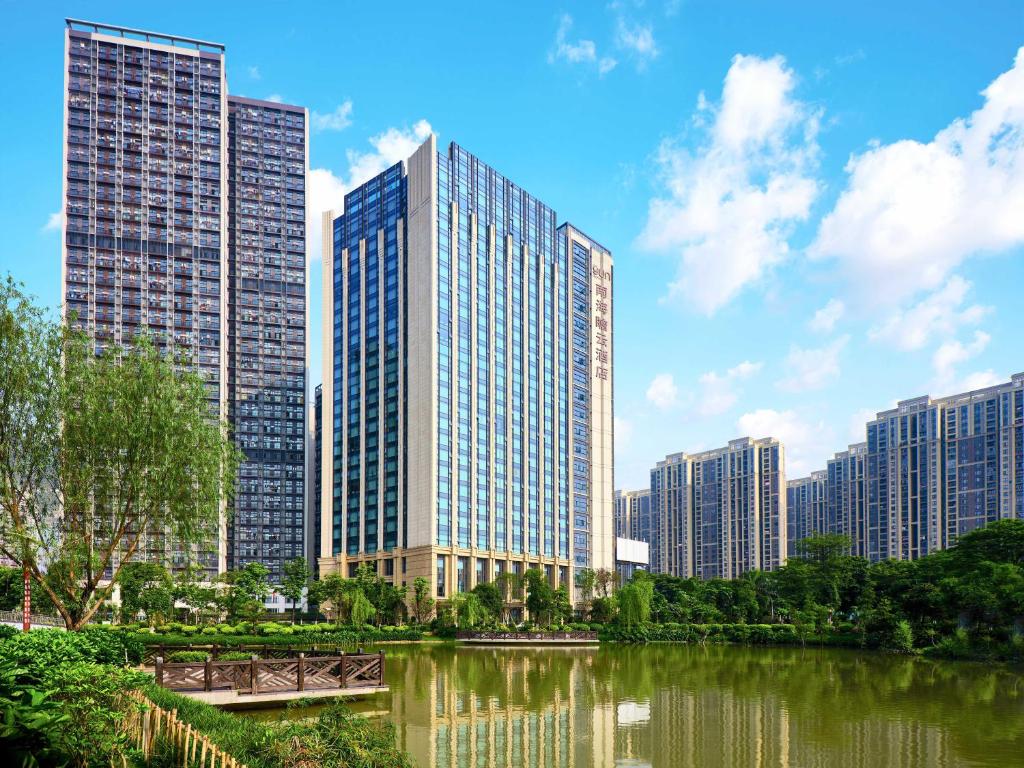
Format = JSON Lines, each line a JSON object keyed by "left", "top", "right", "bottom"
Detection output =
{"left": 2, "top": 1, "right": 1023, "bottom": 488}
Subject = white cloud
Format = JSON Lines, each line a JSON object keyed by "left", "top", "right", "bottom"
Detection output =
{"left": 247, "top": 65, "right": 261, "bottom": 80}
{"left": 736, "top": 408, "right": 832, "bottom": 478}
{"left": 808, "top": 298, "right": 844, "bottom": 333}
{"left": 960, "top": 369, "right": 1004, "bottom": 391}
{"left": 306, "top": 120, "right": 434, "bottom": 266}
{"left": 933, "top": 330, "right": 990, "bottom": 392}
{"left": 777, "top": 335, "right": 849, "bottom": 393}
{"left": 868, "top": 275, "right": 989, "bottom": 351}
{"left": 615, "top": 18, "right": 659, "bottom": 68}
{"left": 306, "top": 168, "right": 348, "bottom": 267}
{"left": 614, "top": 416, "right": 634, "bottom": 453}
{"left": 646, "top": 373, "right": 679, "bottom": 409}
{"left": 265, "top": 93, "right": 284, "bottom": 103}
{"left": 343, "top": 120, "right": 433, "bottom": 190}
{"left": 638, "top": 54, "right": 820, "bottom": 314}
{"left": 549, "top": 14, "right": 617, "bottom": 75}
{"left": 812, "top": 47, "right": 1024, "bottom": 306}
{"left": 312, "top": 101, "right": 354, "bottom": 132}
{"left": 42, "top": 211, "right": 61, "bottom": 232}
{"left": 697, "top": 360, "right": 762, "bottom": 416}
{"left": 847, "top": 407, "right": 875, "bottom": 444}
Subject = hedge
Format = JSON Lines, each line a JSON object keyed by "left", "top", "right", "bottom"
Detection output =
{"left": 132, "top": 626, "right": 422, "bottom": 648}
{"left": 600, "top": 622, "right": 802, "bottom": 644}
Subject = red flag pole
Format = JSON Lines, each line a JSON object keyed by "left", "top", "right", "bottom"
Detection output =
{"left": 22, "top": 566, "right": 30, "bottom": 633}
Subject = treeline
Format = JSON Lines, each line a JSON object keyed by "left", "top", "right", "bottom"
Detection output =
{"left": 597, "top": 520, "right": 1024, "bottom": 661}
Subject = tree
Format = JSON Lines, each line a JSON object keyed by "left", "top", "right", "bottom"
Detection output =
{"left": 221, "top": 562, "right": 271, "bottom": 622}
{"left": 173, "top": 564, "right": 218, "bottom": 624}
{"left": 350, "top": 588, "right": 376, "bottom": 626}
{"left": 281, "top": 556, "right": 311, "bottom": 623}
{"left": 449, "top": 592, "right": 486, "bottom": 629}
{"left": 524, "top": 569, "right": 554, "bottom": 625}
{"left": 594, "top": 568, "right": 618, "bottom": 599}
{"left": 411, "top": 576, "right": 435, "bottom": 624}
{"left": 309, "top": 573, "right": 354, "bottom": 625}
{"left": 472, "top": 581, "right": 503, "bottom": 623}
{"left": 618, "top": 576, "right": 654, "bottom": 628}
{"left": 117, "top": 561, "right": 172, "bottom": 625}
{"left": 0, "top": 280, "right": 240, "bottom": 630}
{"left": 552, "top": 585, "right": 573, "bottom": 626}
{"left": 575, "top": 568, "right": 596, "bottom": 609}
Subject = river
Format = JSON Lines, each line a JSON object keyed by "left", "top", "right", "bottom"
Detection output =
{"left": 245, "top": 643, "right": 1024, "bottom": 767}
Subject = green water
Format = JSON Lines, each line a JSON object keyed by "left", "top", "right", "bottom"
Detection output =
{"left": 248, "top": 643, "right": 1024, "bottom": 767}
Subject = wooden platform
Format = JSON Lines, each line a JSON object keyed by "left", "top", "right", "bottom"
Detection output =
{"left": 178, "top": 684, "right": 389, "bottom": 710}
{"left": 154, "top": 651, "right": 388, "bottom": 709}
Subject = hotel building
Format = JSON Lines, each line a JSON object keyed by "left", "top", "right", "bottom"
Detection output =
{"left": 318, "top": 136, "right": 614, "bottom": 602}
{"left": 61, "top": 19, "right": 307, "bottom": 579}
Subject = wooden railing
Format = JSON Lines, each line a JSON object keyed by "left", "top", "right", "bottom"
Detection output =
{"left": 143, "top": 643, "right": 352, "bottom": 665}
{"left": 155, "top": 651, "right": 386, "bottom": 695}
{"left": 122, "top": 689, "right": 247, "bottom": 767}
{"left": 456, "top": 630, "right": 598, "bottom": 641}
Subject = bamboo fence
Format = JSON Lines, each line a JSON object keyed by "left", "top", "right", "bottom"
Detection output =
{"left": 121, "top": 689, "right": 247, "bottom": 768}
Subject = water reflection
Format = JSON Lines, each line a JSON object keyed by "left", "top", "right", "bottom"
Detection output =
{"left": 353, "top": 644, "right": 1023, "bottom": 768}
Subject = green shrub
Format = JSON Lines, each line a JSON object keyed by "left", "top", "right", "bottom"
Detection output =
{"left": 201, "top": 626, "right": 218, "bottom": 635}
{"left": 167, "top": 650, "right": 209, "bottom": 663}
{"left": 0, "top": 632, "right": 149, "bottom": 768}
{"left": 0, "top": 625, "right": 18, "bottom": 641}
{"left": 145, "top": 685, "right": 411, "bottom": 768}
{"left": 0, "top": 627, "right": 142, "bottom": 672}
{"left": 217, "top": 651, "right": 252, "bottom": 661}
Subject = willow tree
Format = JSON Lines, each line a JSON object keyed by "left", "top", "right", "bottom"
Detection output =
{"left": 0, "top": 278, "right": 239, "bottom": 630}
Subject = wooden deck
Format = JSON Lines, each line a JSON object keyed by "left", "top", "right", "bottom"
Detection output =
{"left": 176, "top": 683, "right": 389, "bottom": 710}
{"left": 155, "top": 651, "right": 388, "bottom": 708}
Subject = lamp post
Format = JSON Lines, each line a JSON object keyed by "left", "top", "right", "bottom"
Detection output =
{"left": 22, "top": 565, "right": 30, "bottom": 632}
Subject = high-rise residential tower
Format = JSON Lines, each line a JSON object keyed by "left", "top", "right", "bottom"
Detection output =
{"left": 691, "top": 438, "right": 786, "bottom": 580}
{"left": 785, "top": 471, "right": 826, "bottom": 559}
{"left": 61, "top": 20, "right": 307, "bottom": 580}
{"left": 319, "top": 137, "right": 614, "bottom": 603}
{"left": 614, "top": 489, "right": 652, "bottom": 543}
{"left": 826, "top": 443, "right": 867, "bottom": 557}
{"left": 649, "top": 453, "right": 693, "bottom": 577}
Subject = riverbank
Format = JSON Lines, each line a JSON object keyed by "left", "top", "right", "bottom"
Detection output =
{"left": 0, "top": 628, "right": 412, "bottom": 767}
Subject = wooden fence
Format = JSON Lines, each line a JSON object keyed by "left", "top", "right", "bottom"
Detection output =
{"left": 155, "top": 651, "right": 385, "bottom": 694}
{"left": 122, "top": 689, "right": 246, "bottom": 768}
{"left": 143, "top": 643, "right": 356, "bottom": 665}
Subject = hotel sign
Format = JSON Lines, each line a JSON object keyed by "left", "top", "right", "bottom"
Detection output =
{"left": 592, "top": 265, "right": 610, "bottom": 381}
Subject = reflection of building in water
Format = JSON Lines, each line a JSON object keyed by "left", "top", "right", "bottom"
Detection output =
{"left": 383, "top": 648, "right": 957, "bottom": 768}
{"left": 387, "top": 649, "right": 605, "bottom": 768}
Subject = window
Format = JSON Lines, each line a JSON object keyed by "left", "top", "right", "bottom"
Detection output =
{"left": 436, "top": 556, "right": 446, "bottom": 598}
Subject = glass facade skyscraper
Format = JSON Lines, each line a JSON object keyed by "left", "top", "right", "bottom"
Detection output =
{"left": 319, "top": 136, "right": 614, "bottom": 603}
{"left": 61, "top": 20, "right": 307, "bottom": 580}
